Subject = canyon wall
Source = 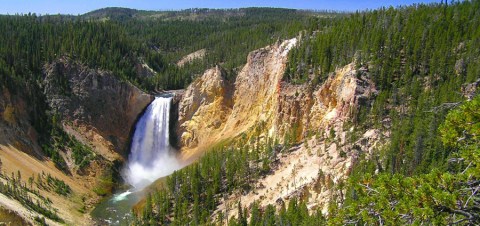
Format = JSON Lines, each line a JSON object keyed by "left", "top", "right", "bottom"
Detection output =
{"left": 178, "top": 39, "right": 376, "bottom": 152}
{"left": 43, "top": 56, "right": 153, "bottom": 159}
{"left": 0, "top": 56, "right": 154, "bottom": 225}
{"left": 177, "top": 38, "right": 379, "bottom": 214}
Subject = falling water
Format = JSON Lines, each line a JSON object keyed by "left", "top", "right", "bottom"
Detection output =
{"left": 92, "top": 96, "right": 182, "bottom": 224}
{"left": 125, "top": 96, "right": 181, "bottom": 189}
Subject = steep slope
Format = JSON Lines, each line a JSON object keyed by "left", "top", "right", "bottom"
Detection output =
{"left": 211, "top": 63, "right": 379, "bottom": 219}
{"left": 178, "top": 38, "right": 376, "bottom": 153}
{"left": 176, "top": 39, "right": 378, "bottom": 215}
{"left": 178, "top": 39, "right": 297, "bottom": 156}
{"left": 0, "top": 57, "right": 153, "bottom": 225}
{"left": 43, "top": 56, "right": 153, "bottom": 159}
{"left": 0, "top": 85, "right": 97, "bottom": 225}
{"left": 222, "top": 39, "right": 297, "bottom": 140}
{"left": 131, "top": 2, "right": 480, "bottom": 224}
{"left": 0, "top": 86, "right": 43, "bottom": 157}
{"left": 177, "top": 49, "right": 207, "bottom": 67}
{"left": 177, "top": 66, "right": 233, "bottom": 151}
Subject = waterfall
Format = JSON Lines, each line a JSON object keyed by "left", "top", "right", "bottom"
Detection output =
{"left": 125, "top": 96, "right": 180, "bottom": 188}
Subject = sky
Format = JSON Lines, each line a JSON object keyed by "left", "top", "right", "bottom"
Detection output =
{"left": 1, "top": 0, "right": 441, "bottom": 15}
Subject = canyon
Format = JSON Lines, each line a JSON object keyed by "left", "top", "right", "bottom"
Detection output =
{"left": 1, "top": 56, "right": 153, "bottom": 225}
{"left": 0, "top": 36, "right": 381, "bottom": 224}
{"left": 1, "top": 3, "right": 478, "bottom": 224}
{"left": 176, "top": 38, "right": 381, "bottom": 217}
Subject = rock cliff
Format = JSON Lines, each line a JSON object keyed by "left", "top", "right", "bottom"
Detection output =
{"left": 177, "top": 66, "right": 233, "bottom": 149}
{"left": 43, "top": 56, "right": 154, "bottom": 158}
{"left": 177, "top": 38, "right": 379, "bottom": 214}
{"left": 178, "top": 39, "right": 376, "bottom": 152}
{"left": 178, "top": 39, "right": 298, "bottom": 154}
{"left": 0, "top": 87, "right": 43, "bottom": 157}
{"left": 0, "top": 56, "right": 154, "bottom": 225}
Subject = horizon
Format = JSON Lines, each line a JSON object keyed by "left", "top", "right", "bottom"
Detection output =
{"left": 1, "top": 0, "right": 441, "bottom": 16}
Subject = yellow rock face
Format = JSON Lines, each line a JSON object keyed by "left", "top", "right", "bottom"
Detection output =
{"left": 177, "top": 39, "right": 297, "bottom": 155}
{"left": 158, "top": 38, "right": 382, "bottom": 216}
{"left": 177, "top": 66, "right": 233, "bottom": 150}
{"left": 177, "top": 39, "right": 376, "bottom": 159}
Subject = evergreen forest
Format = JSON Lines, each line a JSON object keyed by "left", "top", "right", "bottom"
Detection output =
{"left": 0, "top": 1, "right": 479, "bottom": 225}
{"left": 133, "top": 1, "right": 480, "bottom": 225}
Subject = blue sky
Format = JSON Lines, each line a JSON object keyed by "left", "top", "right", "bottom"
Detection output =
{"left": 1, "top": 0, "right": 441, "bottom": 15}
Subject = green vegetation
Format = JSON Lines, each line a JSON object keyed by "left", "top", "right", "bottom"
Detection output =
{"left": 327, "top": 95, "right": 480, "bottom": 225}
{"left": 119, "top": 8, "right": 318, "bottom": 89}
{"left": 1, "top": 1, "right": 479, "bottom": 224}
{"left": 132, "top": 135, "right": 280, "bottom": 225}
{"left": 33, "top": 172, "right": 72, "bottom": 197}
{"left": 134, "top": 1, "right": 480, "bottom": 225}
{"left": 223, "top": 79, "right": 480, "bottom": 226}
{"left": 46, "top": 174, "right": 71, "bottom": 196}
{"left": 0, "top": 8, "right": 319, "bottom": 173}
{"left": 42, "top": 115, "right": 94, "bottom": 171}
{"left": 145, "top": 84, "right": 478, "bottom": 226}
{"left": 229, "top": 198, "right": 326, "bottom": 226}
{"left": 93, "top": 165, "right": 117, "bottom": 196}
{"left": 0, "top": 171, "right": 64, "bottom": 222}
{"left": 34, "top": 216, "right": 48, "bottom": 226}
{"left": 0, "top": 8, "right": 317, "bottom": 92}
{"left": 286, "top": 0, "right": 479, "bottom": 175}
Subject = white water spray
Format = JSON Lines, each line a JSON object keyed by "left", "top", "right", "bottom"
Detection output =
{"left": 125, "top": 96, "right": 181, "bottom": 189}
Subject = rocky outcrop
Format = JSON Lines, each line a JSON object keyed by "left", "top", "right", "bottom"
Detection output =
{"left": 43, "top": 56, "right": 153, "bottom": 158}
{"left": 177, "top": 39, "right": 378, "bottom": 215}
{"left": 312, "top": 65, "right": 374, "bottom": 121}
{"left": 275, "top": 82, "right": 314, "bottom": 140}
{"left": 274, "top": 64, "right": 377, "bottom": 145}
{"left": 0, "top": 56, "right": 154, "bottom": 225}
{"left": 0, "top": 87, "right": 43, "bottom": 157}
{"left": 135, "top": 58, "right": 156, "bottom": 78}
{"left": 221, "top": 39, "right": 297, "bottom": 139}
{"left": 178, "top": 39, "right": 296, "bottom": 151}
{"left": 177, "top": 66, "right": 233, "bottom": 148}
{"left": 177, "top": 39, "right": 376, "bottom": 152}
{"left": 177, "top": 49, "right": 206, "bottom": 67}
{"left": 462, "top": 78, "right": 480, "bottom": 100}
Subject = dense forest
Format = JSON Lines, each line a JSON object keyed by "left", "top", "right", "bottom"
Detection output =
{"left": 285, "top": 0, "right": 480, "bottom": 175}
{"left": 1, "top": 1, "right": 479, "bottom": 225}
{"left": 133, "top": 1, "right": 480, "bottom": 225}
{"left": 0, "top": 8, "right": 317, "bottom": 92}
{"left": 0, "top": 7, "right": 317, "bottom": 174}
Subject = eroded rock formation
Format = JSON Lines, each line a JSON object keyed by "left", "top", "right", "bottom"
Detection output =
{"left": 177, "top": 66, "right": 233, "bottom": 149}
{"left": 177, "top": 38, "right": 379, "bottom": 215}
{"left": 43, "top": 56, "right": 154, "bottom": 158}
{"left": 178, "top": 39, "right": 376, "bottom": 152}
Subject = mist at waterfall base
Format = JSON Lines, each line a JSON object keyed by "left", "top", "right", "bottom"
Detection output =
{"left": 124, "top": 96, "right": 182, "bottom": 189}
{"left": 92, "top": 96, "right": 183, "bottom": 225}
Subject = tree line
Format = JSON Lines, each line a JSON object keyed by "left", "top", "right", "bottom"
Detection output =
{"left": 0, "top": 8, "right": 316, "bottom": 173}
{"left": 134, "top": 1, "right": 480, "bottom": 224}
